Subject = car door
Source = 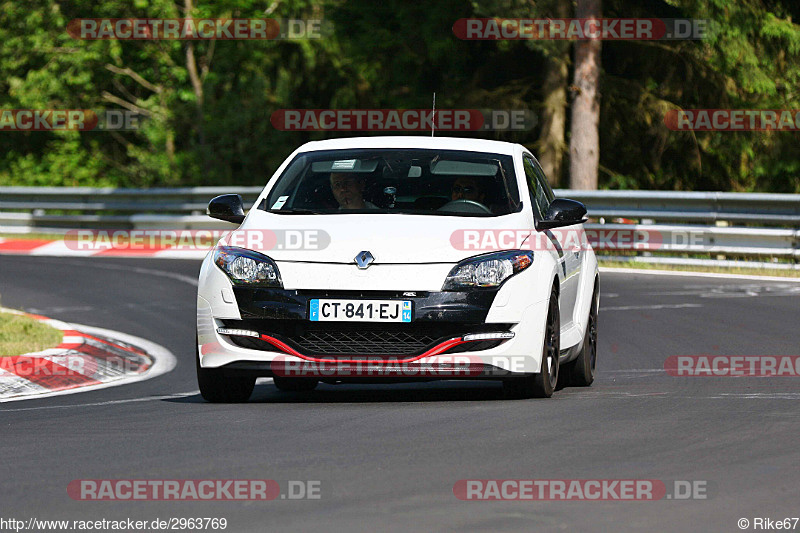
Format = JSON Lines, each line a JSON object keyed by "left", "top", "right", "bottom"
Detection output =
{"left": 522, "top": 154, "right": 581, "bottom": 328}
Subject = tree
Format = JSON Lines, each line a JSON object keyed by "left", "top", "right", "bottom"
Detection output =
{"left": 569, "top": 0, "right": 601, "bottom": 190}
{"left": 535, "top": 0, "right": 571, "bottom": 187}
{"left": 1, "top": 0, "right": 799, "bottom": 193}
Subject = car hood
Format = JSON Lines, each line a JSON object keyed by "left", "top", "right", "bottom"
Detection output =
{"left": 230, "top": 210, "right": 531, "bottom": 264}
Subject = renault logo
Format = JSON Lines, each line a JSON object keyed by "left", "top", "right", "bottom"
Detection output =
{"left": 355, "top": 251, "right": 374, "bottom": 269}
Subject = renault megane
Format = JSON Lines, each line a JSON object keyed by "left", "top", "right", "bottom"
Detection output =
{"left": 196, "top": 136, "right": 599, "bottom": 401}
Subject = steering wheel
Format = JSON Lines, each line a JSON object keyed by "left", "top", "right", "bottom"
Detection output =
{"left": 437, "top": 199, "right": 492, "bottom": 215}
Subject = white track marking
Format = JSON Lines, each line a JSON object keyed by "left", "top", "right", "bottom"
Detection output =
{"left": 27, "top": 305, "right": 96, "bottom": 314}
{"left": 646, "top": 285, "right": 800, "bottom": 298}
{"left": 2, "top": 379, "right": 279, "bottom": 411}
{"left": 0, "top": 323, "right": 177, "bottom": 403}
{"left": 27, "top": 240, "right": 97, "bottom": 257}
{"left": 710, "top": 393, "right": 800, "bottom": 399}
{"left": 600, "top": 303, "right": 703, "bottom": 311}
{"left": 573, "top": 391, "right": 674, "bottom": 397}
{"left": 153, "top": 249, "right": 208, "bottom": 260}
{"left": 600, "top": 267, "right": 800, "bottom": 283}
{"left": 0, "top": 391, "right": 200, "bottom": 412}
{"left": 564, "top": 388, "right": 800, "bottom": 400}
{"left": 599, "top": 369, "right": 667, "bottom": 374}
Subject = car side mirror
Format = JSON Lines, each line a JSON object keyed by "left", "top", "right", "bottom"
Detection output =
{"left": 536, "top": 198, "right": 588, "bottom": 230}
{"left": 207, "top": 194, "right": 245, "bottom": 224}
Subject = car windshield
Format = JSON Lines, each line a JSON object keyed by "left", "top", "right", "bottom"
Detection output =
{"left": 261, "top": 148, "right": 521, "bottom": 216}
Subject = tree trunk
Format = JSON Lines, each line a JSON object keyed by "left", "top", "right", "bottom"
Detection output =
{"left": 569, "top": 0, "right": 602, "bottom": 190}
{"left": 184, "top": 0, "right": 205, "bottom": 148}
{"left": 538, "top": 55, "right": 569, "bottom": 186}
{"left": 536, "top": 2, "right": 570, "bottom": 187}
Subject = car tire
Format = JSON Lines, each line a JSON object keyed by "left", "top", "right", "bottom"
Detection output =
{"left": 196, "top": 346, "right": 255, "bottom": 403}
{"left": 503, "top": 285, "right": 560, "bottom": 399}
{"left": 273, "top": 376, "right": 319, "bottom": 392}
{"left": 563, "top": 281, "right": 598, "bottom": 387}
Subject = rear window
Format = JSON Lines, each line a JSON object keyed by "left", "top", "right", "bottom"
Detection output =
{"left": 261, "top": 148, "right": 521, "bottom": 217}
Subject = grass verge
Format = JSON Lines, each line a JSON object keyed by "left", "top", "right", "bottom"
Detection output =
{"left": 0, "top": 311, "right": 63, "bottom": 356}
{"left": 0, "top": 232, "right": 67, "bottom": 241}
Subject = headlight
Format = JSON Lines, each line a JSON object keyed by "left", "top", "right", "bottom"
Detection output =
{"left": 443, "top": 251, "right": 533, "bottom": 290}
{"left": 214, "top": 246, "right": 282, "bottom": 287}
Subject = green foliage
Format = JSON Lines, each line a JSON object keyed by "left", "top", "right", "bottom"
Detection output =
{"left": 597, "top": 0, "right": 800, "bottom": 191}
{"left": 0, "top": 0, "right": 798, "bottom": 191}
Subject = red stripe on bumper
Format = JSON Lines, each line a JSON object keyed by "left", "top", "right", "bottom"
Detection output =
{"left": 257, "top": 334, "right": 471, "bottom": 364}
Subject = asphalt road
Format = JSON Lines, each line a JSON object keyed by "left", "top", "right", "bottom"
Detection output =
{"left": 1, "top": 255, "right": 798, "bottom": 532}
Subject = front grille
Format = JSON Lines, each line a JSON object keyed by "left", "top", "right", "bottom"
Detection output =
{"left": 294, "top": 327, "right": 440, "bottom": 355}
{"left": 222, "top": 319, "right": 511, "bottom": 359}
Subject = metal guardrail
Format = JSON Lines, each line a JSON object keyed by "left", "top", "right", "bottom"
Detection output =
{"left": 584, "top": 223, "right": 798, "bottom": 256}
{"left": 0, "top": 186, "right": 798, "bottom": 268}
{"left": 2, "top": 186, "right": 799, "bottom": 223}
{"left": 558, "top": 190, "right": 800, "bottom": 226}
{"left": 0, "top": 186, "right": 263, "bottom": 230}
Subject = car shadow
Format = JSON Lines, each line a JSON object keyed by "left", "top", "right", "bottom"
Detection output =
{"left": 165, "top": 380, "right": 522, "bottom": 404}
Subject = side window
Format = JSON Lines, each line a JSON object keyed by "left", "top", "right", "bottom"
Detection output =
{"left": 523, "top": 156, "right": 549, "bottom": 219}
{"left": 531, "top": 158, "right": 555, "bottom": 205}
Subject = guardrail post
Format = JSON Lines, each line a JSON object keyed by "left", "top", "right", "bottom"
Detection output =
{"left": 715, "top": 220, "right": 728, "bottom": 261}
{"left": 640, "top": 218, "right": 654, "bottom": 260}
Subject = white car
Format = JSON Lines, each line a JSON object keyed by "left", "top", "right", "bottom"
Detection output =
{"left": 196, "top": 136, "right": 598, "bottom": 401}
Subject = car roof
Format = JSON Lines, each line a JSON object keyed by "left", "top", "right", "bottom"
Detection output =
{"left": 295, "top": 136, "right": 521, "bottom": 156}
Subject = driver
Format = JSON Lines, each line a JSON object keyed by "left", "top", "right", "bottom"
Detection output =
{"left": 330, "top": 172, "right": 377, "bottom": 210}
{"left": 451, "top": 176, "right": 487, "bottom": 204}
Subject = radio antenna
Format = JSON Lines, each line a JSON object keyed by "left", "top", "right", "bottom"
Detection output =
{"left": 431, "top": 92, "right": 436, "bottom": 137}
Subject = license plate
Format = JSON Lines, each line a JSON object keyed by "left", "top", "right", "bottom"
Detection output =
{"left": 309, "top": 299, "right": 412, "bottom": 322}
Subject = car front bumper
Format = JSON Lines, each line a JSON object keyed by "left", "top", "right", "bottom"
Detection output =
{"left": 197, "top": 250, "right": 552, "bottom": 378}
{"left": 197, "top": 291, "right": 549, "bottom": 377}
